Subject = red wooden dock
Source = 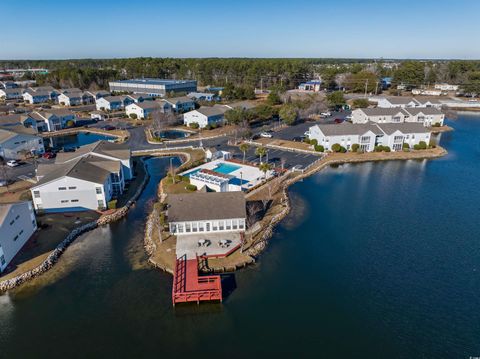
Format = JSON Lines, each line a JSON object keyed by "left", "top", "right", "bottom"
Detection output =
{"left": 172, "top": 255, "right": 222, "bottom": 305}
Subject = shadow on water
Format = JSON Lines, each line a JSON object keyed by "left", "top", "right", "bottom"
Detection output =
{"left": 220, "top": 273, "right": 237, "bottom": 300}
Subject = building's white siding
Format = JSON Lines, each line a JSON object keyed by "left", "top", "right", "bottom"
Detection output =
{"left": 31, "top": 176, "right": 112, "bottom": 212}
{"left": 0, "top": 202, "right": 37, "bottom": 272}
{"left": 184, "top": 111, "right": 209, "bottom": 128}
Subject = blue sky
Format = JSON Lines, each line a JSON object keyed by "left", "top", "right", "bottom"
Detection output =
{"left": 2, "top": 0, "right": 479, "bottom": 59}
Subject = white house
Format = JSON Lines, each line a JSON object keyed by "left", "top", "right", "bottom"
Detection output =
{"left": 376, "top": 97, "right": 421, "bottom": 108}
{"left": 415, "top": 98, "right": 443, "bottom": 109}
{"left": 57, "top": 91, "right": 93, "bottom": 106}
{"left": 404, "top": 107, "right": 444, "bottom": 126}
{"left": 31, "top": 156, "right": 122, "bottom": 212}
{"left": 183, "top": 105, "right": 228, "bottom": 128}
{"left": 84, "top": 90, "right": 110, "bottom": 100}
{"left": 20, "top": 110, "right": 75, "bottom": 132}
{"left": 0, "top": 127, "right": 44, "bottom": 160}
{"left": 167, "top": 192, "right": 246, "bottom": 235}
{"left": 23, "top": 90, "right": 50, "bottom": 104}
{"left": 308, "top": 122, "right": 431, "bottom": 152}
{"left": 96, "top": 95, "right": 135, "bottom": 111}
{"left": 164, "top": 96, "right": 196, "bottom": 113}
{"left": 0, "top": 88, "right": 23, "bottom": 100}
{"left": 434, "top": 83, "right": 459, "bottom": 91}
{"left": 126, "top": 101, "right": 165, "bottom": 119}
{"left": 0, "top": 201, "right": 37, "bottom": 272}
{"left": 412, "top": 89, "right": 442, "bottom": 96}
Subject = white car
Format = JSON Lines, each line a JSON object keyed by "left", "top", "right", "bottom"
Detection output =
{"left": 304, "top": 130, "right": 310, "bottom": 137}
{"left": 260, "top": 132, "right": 273, "bottom": 138}
{"left": 320, "top": 112, "right": 332, "bottom": 117}
{"left": 6, "top": 160, "right": 20, "bottom": 167}
{"left": 345, "top": 115, "right": 352, "bottom": 120}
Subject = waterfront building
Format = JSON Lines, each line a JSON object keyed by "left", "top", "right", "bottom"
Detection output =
{"left": 109, "top": 78, "right": 197, "bottom": 97}
{"left": 351, "top": 107, "right": 444, "bottom": 126}
{"left": 0, "top": 127, "right": 44, "bottom": 159}
{"left": 308, "top": 122, "right": 431, "bottom": 152}
{"left": 167, "top": 191, "right": 246, "bottom": 235}
{"left": 0, "top": 201, "right": 37, "bottom": 272}
{"left": 20, "top": 109, "right": 76, "bottom": 132}
{"left": 183, "top": 105, "right": 228, "bottom": 128}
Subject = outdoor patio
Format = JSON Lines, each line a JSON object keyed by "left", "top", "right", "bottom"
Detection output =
{"left": 176, "top": 232, "right": 242, "bottom": 259}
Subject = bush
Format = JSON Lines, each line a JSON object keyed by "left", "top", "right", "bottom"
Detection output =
{"left": 310, "top": 139, "right": 318, "bottom": 146}
{"left": 432, "top": 123, "right": 441, "bottom": 127}
{"left": 413, "top": 144, "right": 420, "bottom": 150}
{"left": 418, "top": 141, "right": 427, "bottom": 150}
{"left": 189, "top": 122, "right": 199, "bottom": 129}
{"left": 351, "top": 143, "right": 360, "bottom": 152}
{"left": 185, "top": 184, "right": 197, "bottom": 191}
{"left": 331, "top": 143, "right": 341, "bottom": 152}
{"left": 383, "top": 146, "right": 391, "bottom": 152}
{"left": 374, "top": 145, "right": 383, "bottom": 152}
{"left": 339, "top": 146, "right": 347, "bottom": 153}
{"left": 108, "top": 200, "right": 117, "bottom": 210}
{"left": 303, "top": 138, "right": 311, "bottom": 144}
{"left": 352, "top": 98, "right": 369, "bottom": 109}
{"left": 314, "top": 144, "right": 324, "bottom": 152}
{"left": 402, "top": 142, "right": 410, "bottom": 149}
{"left": 129, "top": 113, "right": 137, "bottom": 119}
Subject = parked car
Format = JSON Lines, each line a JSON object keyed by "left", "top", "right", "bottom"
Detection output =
{"left": 0, "top": 179, "right": 8, "bottom": 187}
{"left": 103, "top": 125, "right": 116, "bottom": 131}
{"left": 304, "top": 130, "right": 310, "bottom": 137}
{"left": 345, "top": 115, "right": 352, "bottom": 120}
{"left": 292, "top": 136, "right": 305, "bottom": 142}
{"left": 320, "top": 112, "right": 332, "bottom": 117}
{"left": 6, "top": 160, "right": 19, "bottom": 167}
{"left": 260, "top": 131, "right": 273, "bottom": 138}
{"left": 62, "top": 147, "right": 76, "bottom": 153}
{"left": 42, "top": 152, "right": 56, "bottom": 159}
{"left": 334, "top": 118, "right": 344, "bottom": 124}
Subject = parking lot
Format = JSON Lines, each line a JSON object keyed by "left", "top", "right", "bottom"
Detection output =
{"left": 0, "top": 157, "right": 51, "bottom": 184}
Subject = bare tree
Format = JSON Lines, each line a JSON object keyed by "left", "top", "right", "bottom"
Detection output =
{"left": 150, "top": 109, "right": 178, "bottom": 135}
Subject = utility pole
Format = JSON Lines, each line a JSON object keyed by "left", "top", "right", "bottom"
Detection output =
{"left": 375, "top": 81, "right": 379, "bottom": 95}
{"left": 364, "top": 79, "right": 369, "bottom": 98}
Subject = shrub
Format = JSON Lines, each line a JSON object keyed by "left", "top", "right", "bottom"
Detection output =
{"left": 129, "top": 113, "right": 137, "bottom": 119}
{"left": 339, "top": 146, "right": 347, "bottom": 153}
{"left": 331, "top": 143, "right": 341, "bottom": 152}
{"left": 303, "top": 138, "right": 311, "bottom": 145}
{"left": 314, "top": 144, "right": 324, "bottom": 152}
{"left": 185, "top": 184, "right": 197, "bottom": 191}
{"left": 352, "top": 98, "right": 369, "bottom": 109}
{"left": 374, "top": 145, "right": 383, "bottom": 152}
{"left": 310, "top": 139, "right": 318, "bottom": 146}
{"left": 413, "top": 144, "right": 420, "bottom": 150}
{"left": 66, "top": 120, "right": 75, "bottom": 128}
{"left": 383, "top": 146, "right": 391, "bottom": 152}
{"left": 189, "top": 122, "right": 199, "bottom": 129}
{"left": 402, "top": 142, "right": 410, "bottom": 149}
{"left": 108, "top": 200, "right": 117, "bottom": 210}
{"left": 418, "top": 141, "right": 427, "bottom": 150}
{"left": 351, "top": 143, "right": 360, "bottom": 152}
{"left": 432, "top": 123, "right": 441, "bottom": 127}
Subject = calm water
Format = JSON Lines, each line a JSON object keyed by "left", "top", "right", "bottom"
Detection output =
{"left": 1, "top": 115, "right": 480, "bottom": 358}
{"left": 47, "top": 132, "right": 116, "bottom": 150}
{"left": 154, "top": 129, "right": 190, "bottom": 140}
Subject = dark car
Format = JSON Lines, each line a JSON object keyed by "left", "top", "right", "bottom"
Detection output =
{"left": 42, "top": 152, "right": 56, "bottom": 159}
{"left": 62, "top": 147, "right": 76, "bottom": 153}
{"left": 104, "top": 125, "right": 116, "bottom": 131}
{"left": 334, "top": 118, "right": 344, "bottom": 124}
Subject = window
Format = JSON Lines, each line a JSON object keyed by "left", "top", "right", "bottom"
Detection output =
{"left": 9, "top": 220, "right": 14, "bottom": 225}
{"left": 97, "top": 200, "right": 105, "bottom": 208}
{"left": 71, "top": 199, "right": 79, "bottom": 203}
{"left": 32, "top": 220, "right": 36, "bottom": 227}
{"left": 239, "top": 219, "right": 245, "bottom": 229}
{"left": 68, "top": 186, "right": 77, "bottom": 190}
{"left": 219, "top": 221, "right": 225, "bottom": 230}
{"left": 58, "top": 187, "right": 67, "bottom": 191}
{"left": 206, "top": 222, "right": 211, "bottom": 231}
{"left": 360, "top": 136, "right": 370, "bottom": 144}
{"left": 33, "top": 191, "right": 40, "bottom": 198}
{"left": 0, "top": 255, "right": 5, "bottom": 266}
{"left": 198, "top": 222, "right": 204, "bottom": 232}
{"left": 61, "top": 200, "right": 69, "bottom": 203}
{"left": 170, "top": 224, "right": 177, "bottom": 233}
{"left": 177, "top": 224, "right": 184, "bottom": 233}
{"left": 212, "top": 221, "right": 218, "bottom": 231}
{"left": 192, "top": 222, "right": 198, "bottom": 232}
{"left": 232, "top": 220, "right": 238, "bottom": 230}
{"left": 19, "top": 230, "right": 24, "bottom": 235}
{"left": 226, "top": 220, "right": 231, "bottom": 230}
{"left": 185, "top": 223, "right": 191, "bottom": 233}
{"left": 13, "top": 235, "right": 18, "bottom": 241}
{"left": 15, "top": 215, "right": 19, "bottom": 220}
{"left": 96, "top": 187, "right": 102, "bottom": 194}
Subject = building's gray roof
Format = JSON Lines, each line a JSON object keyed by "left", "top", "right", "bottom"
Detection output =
{"left": 61, "top": 88, "right": 82, "bottom": 94}
{"left": 193, "top": 105, "right": 228, "bottom": 117}
{"left": 164, "top": 96, "right": 193, "bottom": 104}
{"left": 376, "top": 123, "right": 430, "bottom": 135}
{"left": 0, "top": 88, "right": 22, "bottom": 94}
{"left": 359, "top": 108, "right": 408, "bottom": 116}
{"left": 0, "top": 126, "right": 36, "bottom": 142}
{"left": 0, "top": 114, "right": 22, "bottom": 125}
{"left": 35, "top": 155, "right": 117, "bottom": 187}
{"left": 45, "top": 108, "right": 75, "bottom": 117}
{"left": 55, "top": 140, "right": 130, "bottom": 164}
{"left": 414, "top": 97, "right": 443, "bottom": 105}
{"left": 168, "top": 192, "right": 246, "bottom": 222}
{"left": 133, "top": 101, "right": 162, "bottom": 110}
{"left": 100, "top": 95, "right": 129, "bottom": 103}
{"left": 0, "top": 129, "right": 18, "bottom": 143}
{"left": 314, "top": 122, "right": 383, "bottom": 136}
{"left": 403, "top": 107, "right": 443, "bottom": 115}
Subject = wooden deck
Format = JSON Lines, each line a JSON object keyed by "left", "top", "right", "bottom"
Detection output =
{"left": 172, "top": 255, "right": 222, "bottom": 305}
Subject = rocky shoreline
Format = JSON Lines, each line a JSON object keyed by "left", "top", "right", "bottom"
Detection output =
{"left": 0, "top": 159, "right": 151, "bottom": 293}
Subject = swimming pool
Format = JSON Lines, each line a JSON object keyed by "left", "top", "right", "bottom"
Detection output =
{"left": 213, "top": 163, "right": 241, "bottom": 174}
